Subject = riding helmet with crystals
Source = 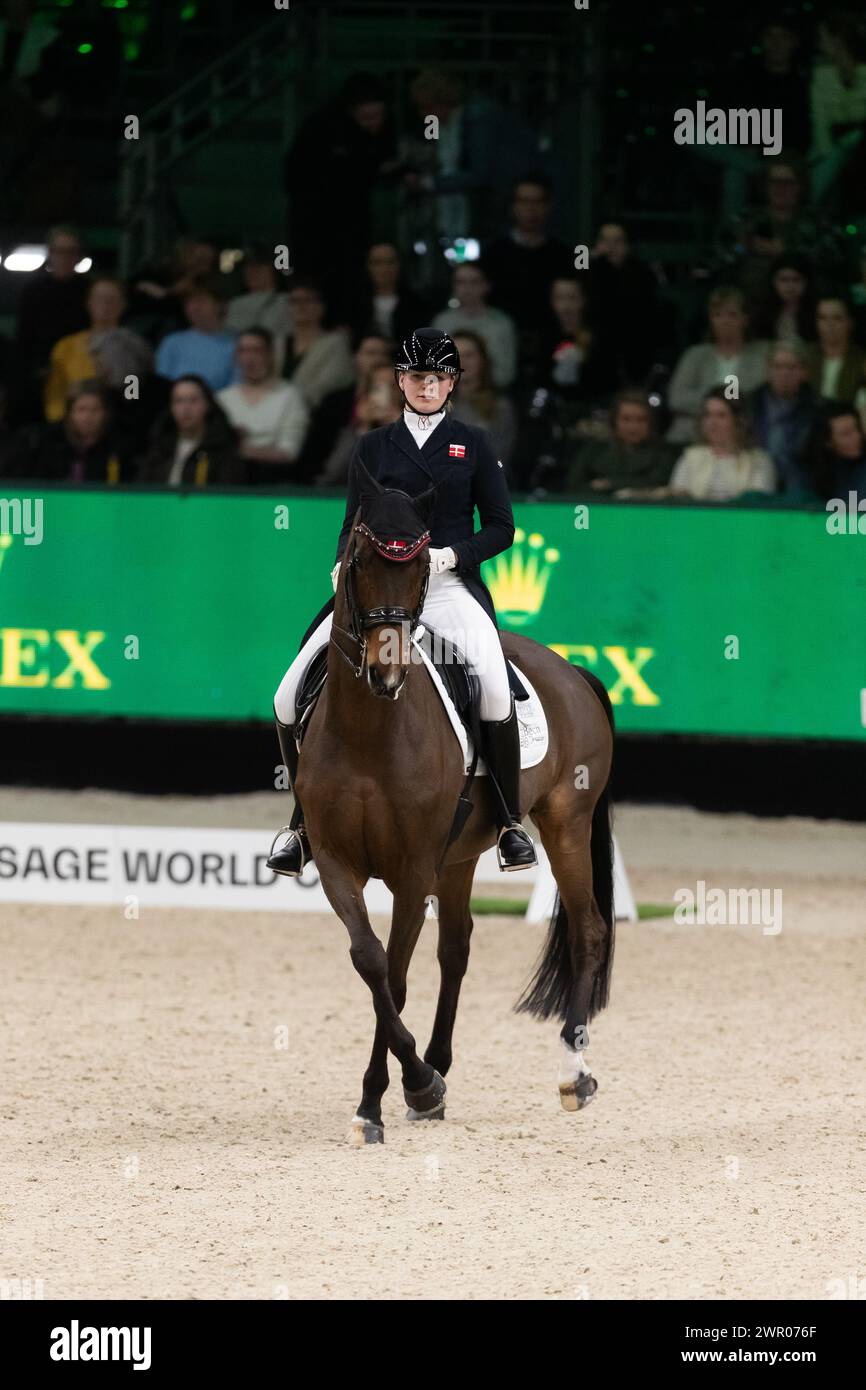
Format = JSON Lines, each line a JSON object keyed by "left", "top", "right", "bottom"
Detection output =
{"left": 394, "top": 327, "right": 462, "bottom": 378}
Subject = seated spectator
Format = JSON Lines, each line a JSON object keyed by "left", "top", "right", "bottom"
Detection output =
{"left": 812, "top": 403, "right": 866, "bottom": 503}
{"left": 349, "top": 243, "right": 429, "bottom": 345}
{"left": 715, "top": 157, "right": 846, "bottom": 296}
{"left": 538, "top": 276, "right": 608, "bottom": 403}
{"left": 225, "top": 247, "right": 291, "bottom": 356}
{"left": 217, "top": 329, "right": 309, "bottom": 485}
{"left": 667, "top": 287, "right": 768, "bottom": 443}
{"left": 449, "top": 331, "right": 517, "bottom": 470}
{"left": 44, "top": 276, "right": 152, "bottom": 422}
{"left": 668, "top": 388, "right": 776, "bottom": 500}
{"left": 280, "top": 275, "right": 354, "bottom": 409}
{"left": 316, "top": 364, "right": 402, "bottom": 487}
{"left": 9, "top": 380, "right": 133, "bottom": 484}
{"left": 137, "top": 375, "right": 243, "bottom": 487}
{"left": 433, "top": 261, "right": 517, "bottom": 388}
{"left": 155, "top": 279, "right": 238, "bottom": 392}
{"left": 564, "top": 391, "right": 675, "bottom": 497}
{"left": 130, "top": 236, "right": 220, "bottom": 343}
{"left": 804, "top": 295, "right": 866, "bottom": 401}
{"left": 298, "top": 332, "right": 391, "bottom": 480}
{"left": 752, "top": 254, "right": 816, "bottom": 345}
{"left": 483, "top": 175, "right": 574, "bottom": 371}
{"left": 748, "top": 342, "right": 819, "bottom": 494}
{"left": 585, "top": 221, "right": 662, "bottom": 388}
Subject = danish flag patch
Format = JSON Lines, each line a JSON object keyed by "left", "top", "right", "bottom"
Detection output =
{"left": 449, "top": 444, "right": 466, "bottom": 458}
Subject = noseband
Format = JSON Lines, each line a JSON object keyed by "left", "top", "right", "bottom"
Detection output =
{"left": 330, "top": 521, "right": 431, "bottom": 678}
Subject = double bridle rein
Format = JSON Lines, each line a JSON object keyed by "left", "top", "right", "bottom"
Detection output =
{"left": 329, "top": 522, "right": 431, "bottom": 679}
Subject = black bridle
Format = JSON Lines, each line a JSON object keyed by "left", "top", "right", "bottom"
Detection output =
{"left": 329, "top": 522, "right": 431, "bottom": 679}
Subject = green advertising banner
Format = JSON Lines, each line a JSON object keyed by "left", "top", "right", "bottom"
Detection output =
{"left": 0, "top": 488, "right": 864, "bottom": 739}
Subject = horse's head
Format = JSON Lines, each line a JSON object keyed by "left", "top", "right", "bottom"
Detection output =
{"left": 335, "top": 458, "right": 437, "bottom": 699}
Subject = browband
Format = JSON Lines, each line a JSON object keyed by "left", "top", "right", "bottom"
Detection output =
{"left": 354, "top": 521, "right": 431, "bottom": 561}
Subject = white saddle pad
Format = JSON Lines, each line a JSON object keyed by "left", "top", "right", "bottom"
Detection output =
{"left": 411, "top": 625, "right": 549, "bottom": 774}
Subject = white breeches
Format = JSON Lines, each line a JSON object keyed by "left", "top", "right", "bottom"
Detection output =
{"left": 274, "top": 570, "right": 512, "bottom": 725}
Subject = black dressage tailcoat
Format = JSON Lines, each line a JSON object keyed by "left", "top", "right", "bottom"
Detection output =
{"left": 297, "top": 412, "right": 514, "bottom": 648}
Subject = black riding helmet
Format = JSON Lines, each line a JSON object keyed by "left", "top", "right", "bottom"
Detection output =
{"left": 394, "top": 328, "right": 462, "bottom": 411}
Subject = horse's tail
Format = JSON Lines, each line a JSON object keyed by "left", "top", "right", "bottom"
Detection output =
{"left": 515, "top": 667, "right": 615, "bottom": 1022}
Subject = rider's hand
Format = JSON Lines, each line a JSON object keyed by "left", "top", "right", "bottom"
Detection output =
{"left": 331, "top": 560, "right": 340, "bottom": 592}
{"left": 428, "top": 546, "right": 457, "bottom": 575}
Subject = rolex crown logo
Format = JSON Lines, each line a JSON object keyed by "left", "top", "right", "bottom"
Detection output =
{"left": 484, "top": 527, "right": 560, "bottom": 626}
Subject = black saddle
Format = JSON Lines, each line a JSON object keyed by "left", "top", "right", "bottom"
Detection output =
{"left": 294, "top": 627, "right": 527, "bottom": 744}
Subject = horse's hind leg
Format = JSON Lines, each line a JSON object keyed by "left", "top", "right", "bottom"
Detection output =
{"left": 528, "top": 805, "right": 612, "bottom": 1111}
{"left": 423, "top": 857, "right": 477, "bottom": 1083}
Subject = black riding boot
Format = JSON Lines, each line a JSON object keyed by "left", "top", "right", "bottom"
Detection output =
{"left": 267, "top": 718, "right": 312, "bottom": 877}
{"left": 480, "top": 695, "right": 538, "bottom": 871}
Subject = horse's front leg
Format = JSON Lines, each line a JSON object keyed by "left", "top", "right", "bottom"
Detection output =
{"left": 315, "top": 850, "right": 439, "bottom": 1145}
{"left": 356, "top": 880, "right": 435, "bottom": 1137}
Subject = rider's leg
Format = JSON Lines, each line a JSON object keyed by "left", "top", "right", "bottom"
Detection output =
{"left": 419, "top": 574, "right": 536, "bottom": 871}
{"left": 268, "top": 613, "right": 332, "bottom": 877}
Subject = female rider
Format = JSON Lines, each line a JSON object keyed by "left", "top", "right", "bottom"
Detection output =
{"left": 267, "top": 327, "right": 537, "bottom": 874}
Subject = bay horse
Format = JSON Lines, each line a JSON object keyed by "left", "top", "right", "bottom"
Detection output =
{"left": 293, "top": 466, "right": 615, "bottom": 1143}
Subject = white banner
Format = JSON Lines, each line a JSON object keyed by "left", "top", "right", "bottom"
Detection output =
{"left": 0, "top": 822, "right": 635, "bottom": 920}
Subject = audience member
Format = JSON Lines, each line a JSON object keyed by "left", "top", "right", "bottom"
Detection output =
{"left": 717, "top": 157, "right": 845, "bottom": 296}
{"left": 285, "top": 72, "right": 396, "bottom": 306}
{"left": 44, "top": 275, "right": 152, "bottom": 421}
{"left": 137, "top": 375, "right": 242, "bottom": 486}
{"left": 349, "top": 243, "right": 429, "bottom": 345}
{"left": 130, "top": 236, "right": 220, "bottom": 342}
{"left": 405, "top": 69, "right": 537, "bottom": 246}
{"left": 735, "top": 18, "right": 811, "bottom": 153}
{"left": 537, "top": 277, "right": 606, "bottom": 403}
{"left": 155, "top": 279, "right": 238, "bottom": 392}
{"left": 586, "top": 221, "right": 662, "bottom": 388}
{"left": 225, "top": 247, "right": 291, "bottom": 350}
{"left": 433, "top": 262, "right": 517, "bottom": 387}
{"left": 10, "top": 379, "right": 133, "bottom": 483}
{"left": 668, "top": 387, "right": 776, "bottom": 499}
{"left": 810, "top": 12, "right": 866, "bottom": 207}
{"left": 280, "top": 276, "right": 354, "bottom": 409}
{"left": 667, "top": 287, "right": 768, "bottom": 443}
{"left": 804, "top": 294, "right": 866, "bottom": 400}
{"left": 752, "top": 254, "right": 816, "bottom": 345}
{"left": 812, "top": 402, "right": 866, "bottom": 501}
{"left": 748, "top": 342, "right": 819, "bottom": 493}
{"left": 299, "top": 333, "right": 391, "bottom": 480}
{"left": 483, "top": 176, "right": 574, "bottom": 368}
{"left": 15, "top": 224, "right": 88, "bottom": 375}
{"left": 316, "top": 364, "right": 402, "bottom": 487}
{"left": 565, "top": 391, "right": 674, "bottom": 496}
{"left": 217, "top": 329, "right": 309, "bottom": 485}
{"left": 449, "top": 331, "right": 517, "bottom": 469}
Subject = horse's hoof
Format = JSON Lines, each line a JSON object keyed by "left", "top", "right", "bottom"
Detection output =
{"left": 559, "top": 1075, "right": 597, "bottom": 1112}
{"left": 350, "top": 1114, "right": 384, "bottom": 1145}
{"left": 404, "top": 1069, "right": 446, "bottom": 1121}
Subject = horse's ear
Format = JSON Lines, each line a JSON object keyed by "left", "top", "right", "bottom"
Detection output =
{"left": 354, "top": 456, "right": 385, "bottom": 499}
{"left": 414, "top": 482, "right": 439, "bottom": 521}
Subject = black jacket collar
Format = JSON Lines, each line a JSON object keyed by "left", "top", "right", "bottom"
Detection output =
{"left": 390, "top": 412, "right": 461, "bottom": 471}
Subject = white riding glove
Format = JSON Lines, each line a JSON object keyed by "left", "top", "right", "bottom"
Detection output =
{"left": 331, "top": 560, "right": 340, "bottom": 592}
{"left": 428, "top": 546, "right": 457, "bottom": 576}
